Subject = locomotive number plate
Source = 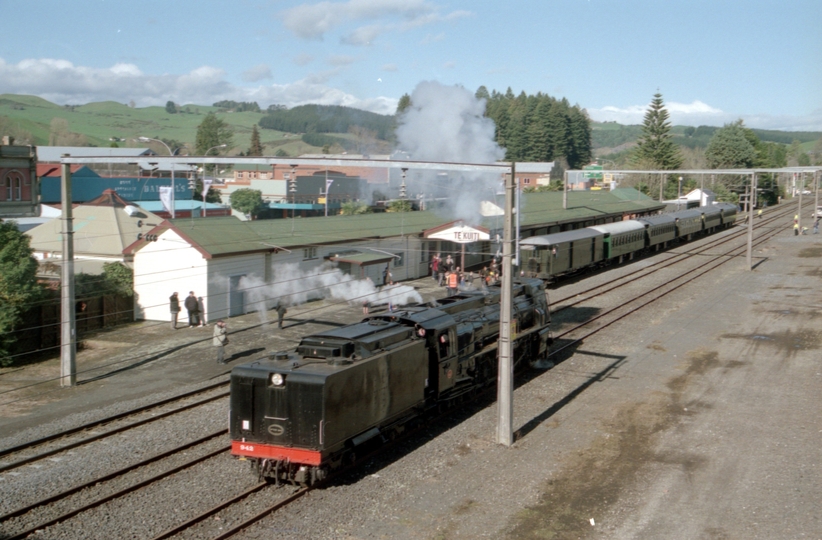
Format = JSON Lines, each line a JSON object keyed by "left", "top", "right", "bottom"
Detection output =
{"left": 268, "top": 424, "right": 285, "bottom": 436}
{"left": 239, "top": 444, "right": 255, "bottom": 452}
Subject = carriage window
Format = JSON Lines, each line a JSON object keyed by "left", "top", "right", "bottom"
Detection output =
{"left": 438, "top": 333, "right": 450, "bottom": 358}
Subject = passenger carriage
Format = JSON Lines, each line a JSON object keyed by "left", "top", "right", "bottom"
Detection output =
{"left": 673, "top": 209, "right": 704, "bottom": 240}
{"left": 700, "top": 205, "right": 723, "bottom": 233}
{"left": 589, "top": 221, "right": 646, "bottom": 262}
{"left": 520, "top": 228, "right": 605, "bottom": 279}
{"left": 637, "top": 213, "right": 677, "bottom": 251}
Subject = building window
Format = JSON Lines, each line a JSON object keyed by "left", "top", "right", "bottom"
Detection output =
{"left": 303, "top": 247, "right": 317, "bottom": 260}
{"left": 393, "top": 252, "right": 404, "bottom": 267}
{"left": 4, "top": 172, "right": 23, "bottom": 201}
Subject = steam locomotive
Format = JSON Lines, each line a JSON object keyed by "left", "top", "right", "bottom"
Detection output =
{"left": 229, "top": 278, "right": 551, "bottom": 485}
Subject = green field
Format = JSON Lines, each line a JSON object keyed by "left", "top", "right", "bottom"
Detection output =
{"left": 1, "top": 93, "right": 818, "bottom": 157}
{"left": 0, "top": 94, "right": 318, "bottom": 155}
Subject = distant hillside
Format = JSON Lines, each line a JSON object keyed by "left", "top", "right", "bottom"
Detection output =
{"left": 258, "top": 104, "right": 394, "bottom": 141}
{"left": 592, "top": 121, "right": 821, "bottom": 152}
{"left": 0, "top": 94, "right": 314, "bottom": 156}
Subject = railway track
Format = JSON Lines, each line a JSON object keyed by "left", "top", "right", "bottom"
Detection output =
{"left": 0, "top": 381, "right": 229, "bottom": 474}
{"left": 0, "top": 431, "right": 229, "bottom": 540}
{"left": 550, "top": 202, "right": 795, "bottom": 309}
{"left": 547, "top": 204, "right": 790, "bottom": 359}
{"left": 0, "top": 205, "right": 804, "bottom": 540}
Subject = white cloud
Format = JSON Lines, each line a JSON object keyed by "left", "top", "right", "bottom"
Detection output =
{"left": 280, "top": 0, "right": 470, "bottom": 44}
{"left": 341, "top": 24, "right": 383, "bottom": 45}
{"left": 0, "top": 56, "right": 397, "bottom": 115}
{"left": 327, "top": 54, "right": 356, "bottom": 66}
{"left": 442, "top": 61, "right": 455, "bottom": 69}
{"left": 242, "top": 64, "right": 272, "bottom": 82}
{"left": 382, "top": 63, "right": 398, "bottom": 72}
{"left": 420, "top": 32, "right": 445, "bottom": 44}
{"left": 587, "top": 99, "right": 822, "bottom": 131}
{"left": 293, "top": 53, "right": 314, "bottom": 66}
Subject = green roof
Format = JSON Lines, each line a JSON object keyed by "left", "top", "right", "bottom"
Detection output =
{"left": 158, "top": 189, "right": 663, "bottom": 258}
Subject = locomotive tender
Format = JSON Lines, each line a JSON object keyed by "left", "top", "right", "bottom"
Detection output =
{"left": 229, "top": 278, "right": 551, "bottom": 485}
{"left": 521, "top": 203, "right": 737, "bottom": 280}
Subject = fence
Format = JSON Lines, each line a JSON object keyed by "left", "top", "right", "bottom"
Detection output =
{"left": 11, "top": 294, "right": 133, "bottom": 364}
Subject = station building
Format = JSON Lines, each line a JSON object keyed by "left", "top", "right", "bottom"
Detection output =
{"left": 127, "top": 188, "right": 664, "bottom": 323}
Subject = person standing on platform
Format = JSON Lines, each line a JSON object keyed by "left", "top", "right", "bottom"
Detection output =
{"left": 814, "top": 218, "right": 820, "bottom": 235}
{"left": 213, "top": 320, "right": 228, "bottom": 364}
{"left": 169, "top": 292, "right": 180, "bottom": 330}
{"left": 431, "top": 253, "right": 441, "bottom": 283}
{"left": 276, "top": 303, "right": 287, "bottom": 329}
{"left": 447, "top": 270, "right": 459, "bottom": 296}
{"left": 184, "top": 291, "right": 200, "bottom": 327}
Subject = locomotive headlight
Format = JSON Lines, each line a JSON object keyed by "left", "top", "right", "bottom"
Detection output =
{"left": 270, "top": 373, "right": 285, "bottom": 386}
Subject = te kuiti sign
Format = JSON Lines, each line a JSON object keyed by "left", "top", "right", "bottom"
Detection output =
{"left": 426, "top": 224, "right": 490, "bottom": 244}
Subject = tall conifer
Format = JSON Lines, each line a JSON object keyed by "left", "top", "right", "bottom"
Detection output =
{"left": 632, "top": 93, "right": 683, "bottom": 170}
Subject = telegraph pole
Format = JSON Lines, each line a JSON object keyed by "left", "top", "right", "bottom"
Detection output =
{"left": 747, "top": 172, "right": 755, "bottom": 270}
{"left": 497, "top": 162, "right": 515, "bottom": 446}
{"left": 60, "top": 156, "right": 77, "bottom": 386}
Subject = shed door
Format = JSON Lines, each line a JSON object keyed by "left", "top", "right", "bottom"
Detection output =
{"left": 229, "top": 275, "right": 246, "bottom": 316}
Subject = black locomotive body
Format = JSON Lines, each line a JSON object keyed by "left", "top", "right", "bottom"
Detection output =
{"left": 229, "top": 278, "right": 551, "bottom": 484}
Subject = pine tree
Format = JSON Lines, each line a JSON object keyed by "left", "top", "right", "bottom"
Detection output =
{"left": 396, "top": 94, "right": 412, "bottom": 115}
{"left": 631, "top": 93, "right": 683, "bottom": 170}
{"left": 248, "top": 125, "right": 263, "bottom": 156}
{"left": 705, "top": 120, "right": 757, "bottom": 169}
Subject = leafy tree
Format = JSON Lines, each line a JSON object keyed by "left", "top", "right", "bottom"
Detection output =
{"left": 205, "top": 187, "right": 223, "bottom": 204}
{"left": 340, "top": 201, "right": 372, "bottom": 215}
{"left": 0, "top": 220, "right": 45, "bottom": 365}
{"left": 165, "top": 101, "right": 177, "bottom": 114}
{"left": 248, "top": 125, "right": 263, "bottom": 156}
{"left": 631, "top": 93, "right": 683, "bottom": 170}
{"left": 705, "top": 120, "right": 757, "bottom": 168}
{"left": 396, "top": 94, "right": 412, "bottom": 115}
{"left": 195, "top": 112, "right": 234, "bottom": 172}
{"left": 229, "top": 189, "right": 264, "bottom": 219}
{"left": 386, "top": 199, "right": 413, "bottom": 212}
{"left": 0, "top": 116, "right": 34, "bottom": 145}
{"left": 712, "top": 182, "right": 739, "bottom": 205}
{"left": 275, "top": 148, "right": 289, "bottom": 157}
{"left": 102, "top": 262, "right": 134, "bottom": 296}
{"left": 213, "top": 100, "right": 260, "bottom": 112}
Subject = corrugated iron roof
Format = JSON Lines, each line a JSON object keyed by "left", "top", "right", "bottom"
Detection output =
{"left": 139, "top": 189, "right": 663, "bottom": 258}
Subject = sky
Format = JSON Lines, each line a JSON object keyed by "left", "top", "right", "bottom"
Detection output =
{"left": 0, "top": 0, "right": 820, "bottom": 131}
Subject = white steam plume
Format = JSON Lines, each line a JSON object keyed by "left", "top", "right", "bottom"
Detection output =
{"left": 395, "top": 81, "right": 506, "bottom": 224}
{"left": 229, "top": 262, "right": 423, "bottom": 322}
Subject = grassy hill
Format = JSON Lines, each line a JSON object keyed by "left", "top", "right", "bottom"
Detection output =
{"left": 592, "top": 121, "right": 821, "bottom": 153}
{"left": 0, "top": 94, "right": 312, "bottom": 155}
{"left": 1, "top": 93, "right": 818, "bottom": 158}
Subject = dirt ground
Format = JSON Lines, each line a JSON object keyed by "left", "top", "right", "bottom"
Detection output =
{"left": 1, "top": 215, "right": 820, "bottom": 540}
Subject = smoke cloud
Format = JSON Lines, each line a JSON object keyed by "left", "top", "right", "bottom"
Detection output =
{"left": 394, "top": 81, "right": 506, "bottom": 225}
{"left": 231, "top": 262, "right": 423, "bottom": 324}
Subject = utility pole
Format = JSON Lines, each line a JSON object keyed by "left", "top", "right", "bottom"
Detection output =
{"left": 747, "top": 173, "right": 755, "bottom": 270}
{"left": 497, "top": 162, "right": 515, "bottom": 447}
{"left": 60, "top": 156, "right": 77, "bottom": 386}
{"left": 797, "top": 173, "right": 803, "bottom": 233}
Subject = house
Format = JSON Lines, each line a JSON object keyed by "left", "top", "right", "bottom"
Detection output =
{"left": 27, "top": 189, "right": 163, "bottom": 277}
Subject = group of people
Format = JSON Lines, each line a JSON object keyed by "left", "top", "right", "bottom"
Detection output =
{"left": 793, "top": 214, "right": 820, "bottom": 236}
{"left": 430, "top": 253, "right": 501, "bottom": 297}
{"left": 169, "top": 291, "right": 288, "bottom": 365}
{"left": 169, "top": 291, "right": 205, "bottom": 330}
